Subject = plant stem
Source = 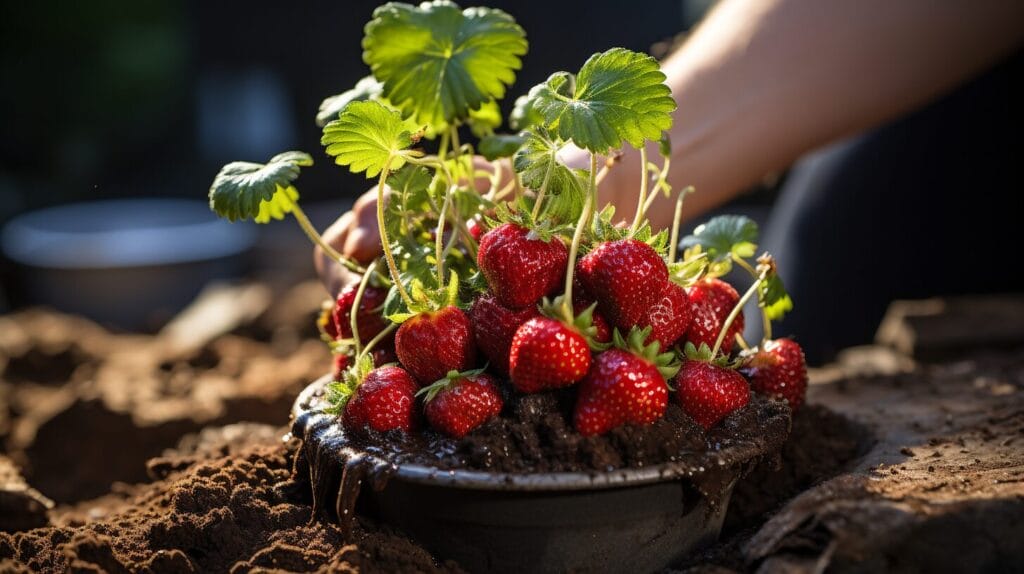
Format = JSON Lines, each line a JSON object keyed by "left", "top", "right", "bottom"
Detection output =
{"left": 435, "top": 188, "right": 452, "bottom": 287}
{"left": 375, "top": 155, "right": 415, "bottom": 309}
{"left": 641, "top": 157, "right": 671, "bottom": 217}
{"left": 291, "top": 204, "right": 365, "bottom": 273}
{"left": 361, "top": 323, "right": 398, "bottom": 359}
{"left": 711, "top": 273, "right": 763, "bottom": 359}
{"left": 668, "top": 188, "right": 687, "bottom": 263}
{"left": 732, "top": 254, "right": 758, "bottom": 277}
{"left": 349, "top": 260, "right": 378, "bottom": 357}
{"left": 630, "top": 146, "right": 649, "bottom": 233}
{"left": 438, "top": 130, "right": 450, "bottom": 162}
{"left": 561, "top": 153, "right": 598, "bottom": 318}
{"left": 529, "top": 153, "right": 556, "bottom": 221}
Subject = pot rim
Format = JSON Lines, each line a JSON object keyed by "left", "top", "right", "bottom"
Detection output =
{"left": 293, "top": 375, "right": 788, "bottom": 492}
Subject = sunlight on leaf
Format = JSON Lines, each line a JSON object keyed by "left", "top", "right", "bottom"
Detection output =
{"left": 209, "top": 151, "right": 312, "bottom": 223}
{"left": 321, "top": 100, "right": 412, "bottom": 178}
{"left": 316, "top": 75, "right": 384, "bottom": 127}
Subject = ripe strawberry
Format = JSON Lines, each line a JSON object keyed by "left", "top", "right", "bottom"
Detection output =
{"left": 470, "top": 293, "right": 539, "bottom": 375}
{"left": 477, "top": 223, "right": 568, "bottom": 309}
{"left": 341, "top": 364, "right": 419, "bottom": 433}
{"left": 421, "top": 371, "right": 504, "bottom": 438}
{"left": 467, "top": 217, "right": 484, "bottom": 241}
{"left": 576, "top": 239, "right": 668, "bottom": 329}
{"left": 675, "top": 344, "right": 750, "bottom": 429}
{"left": 685, "top": 277, "right": 744, "bottom": 352}
{"left": 574, "top": 327, "right": 679, "bottom": 436}
{"left": 642, "top": 281, "right": 692, "bottom": 350}
{"left": 509, "top": 317, "right": 591, "bottom": 393}
{"left": 740, "top": 338, "right": 808, "bottom": 410}
{"left": 371, "top": 343, "right": 398, "bottom": 367}
{"left": 395, "top": 306, "right": 476, "bottom": 385}
{"left": 332, "top": 284, "right": 389, "bottom": 343}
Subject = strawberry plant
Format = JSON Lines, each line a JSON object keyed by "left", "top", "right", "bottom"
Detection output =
{"left": 205, "top": 0, "right": 804, "bottom": 440}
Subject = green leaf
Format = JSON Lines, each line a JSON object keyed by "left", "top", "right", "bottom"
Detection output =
{"left": 668, "top": 251, "right": 708, "bottom": 287}
{"left": 513, "top": 129, "right": 586, "bottom": 221}
{"left": 478, "top": 134, "right": 525, "bottom": 160}
{"left": 760, "top": 273, "right": 793, "bottom": 321}
{"left": 316, "top": 75, "right": 384, "bottom": 127}
{"left": 384, "top": 164, "right": 433, "bottom": 239}
{"left": 526, "top": 48, "right": 675, "bottom": 152}
{"left": 681, "top": 215, "right": 759, "bottom": 263}
{"left": 208, "top": 151, "right": 313, "bottom": 223}
{"left": 467, "top": 99, "right": 502, "bottom": 138}
{"left": 321, "top": 100, "right": 412, "bottom": 178}
{"left": 658, "top": 132, "right": 672, "bottom": 158}
{"left": 509, "top": 93, "right": 541, "bottom": 131}
{"left": 363, "top": 1, "right": 527, "bottom": 129}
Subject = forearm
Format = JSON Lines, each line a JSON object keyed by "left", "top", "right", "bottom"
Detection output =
{"left": 603, "top": 0, "right": 1024, "bottom": 230}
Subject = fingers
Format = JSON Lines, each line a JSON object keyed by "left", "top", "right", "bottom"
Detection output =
{"left": 314, "top": 188, "right": 386, "bottom": 298}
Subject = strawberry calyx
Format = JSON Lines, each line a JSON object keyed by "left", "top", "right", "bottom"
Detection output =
{"left": 540, "top": 296, "right": 611, "bottom": 351}
{"left": 416, "top": 366, "right": 489, "bottom": 404}
{"left": 484, "top": 203, "right": 572, "bottom": 244}
{"left": 387, "top": 269, "right": 462, "bottom": 323}
{"left": 683, "top": 341, "right": 741, "bottom": 369}
{"left": 324, "top": 354, "right": 376, "bottom": 415}
{"left": 613, "top": 326, "right": 680, "bottom": 380}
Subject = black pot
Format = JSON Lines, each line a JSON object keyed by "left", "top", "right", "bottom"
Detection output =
{"left": 291, "top": 376, "right": 789, "bottom": 574}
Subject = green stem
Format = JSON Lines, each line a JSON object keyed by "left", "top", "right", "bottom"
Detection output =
{"left": 291, "top": 204, "right": 365, "bottom": 273}
{"left": 435, "top": 188, "right": 452, "bottom": 287}
{"left": 730, "top": 253, "right": 774, "bottom": 343}
{"left": 375, "top": 155, "right": 414, "bottom": 309}
{"left": 630, "top": 146, "right": 649, "bottom": 233}
{"left": 438, "top": 130, "right": 450, "bottom": 162}
{"left": 668, "top": 187, "right": 689, "bottom": 263}
{"left": 732, "top": 254, "right": 758, "bottom": 277}
{"left": 349, "top": 260, "right": 378, "bottom": 357}
{"left": 562, "top": 153, "right": 598, "bottom": 318}
{"left": 640, "top": 157, "right": 671, "bottom": 217}
{"left": 361, "top": 322, "right": 398, "bottom": 360}
{"left": 711, "top": 273, "right": 764, "bottom": 358}
{"left": 529, "top": 153, "right": 556, "bottom": 221}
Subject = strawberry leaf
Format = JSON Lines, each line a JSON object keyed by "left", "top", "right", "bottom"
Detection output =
{"left": 513, "top": 129, "right": 586, "bottom": 222}
{"left": 509, "top": 93, "right": 541, "bottom": 131}
{"left": 526, "top": 48, "right": 675, "bottom": 152}
{"left": 467, "top": 99, "right": 503, "bottom": 138}
{"left": 363, "top": 1, "right": 527, "bottom": 130}
{"left": 321, "top": 100, "right": 412, "bottom": 178}
{"left": 209, "top": 151, "right": 313, "bottom": 223}
{"left": 681, "top": 215, "right": 759, "bottom": 263}
{"left": 316, "top": 75, "right": 384, "bottom": 128}
{"left": 760, "top": 272, "right": 793, "bottom": 320}
{"left": 478, "top": 134, "right": 525, "bottom": 160}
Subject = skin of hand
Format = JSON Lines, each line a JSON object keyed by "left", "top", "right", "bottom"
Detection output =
{"left": 318, "top": 0, "right": 1024, "bottom": 293}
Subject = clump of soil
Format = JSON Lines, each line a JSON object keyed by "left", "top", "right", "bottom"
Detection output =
{"left": 0, "top": 428, "right": 462, "bottom": 573}
{"left": 445, "top": 392, "right": 709, "bottom": 472}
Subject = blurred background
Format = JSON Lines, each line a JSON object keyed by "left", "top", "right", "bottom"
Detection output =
{"left": 0, "top": 0, "right": 740, "bottom": 331}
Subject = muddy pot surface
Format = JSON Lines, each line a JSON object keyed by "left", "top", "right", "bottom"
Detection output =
{"left": 291, "top": 376, "right": 789, "bottom": 574}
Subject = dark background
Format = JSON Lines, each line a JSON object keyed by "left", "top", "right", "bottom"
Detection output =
{"left": 0, "top": 0, "right": 713, "bottom": 221}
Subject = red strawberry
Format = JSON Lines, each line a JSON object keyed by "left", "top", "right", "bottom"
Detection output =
{"left": 421, "top": 371, "right": 504, "bottom": 438}
{"left": 576, "top": 239, "right": 668, "bottom": 329}
{"left": 467, "top": 217, "right": 484, "bottom": 241}
{"left": 342, "top": 365, "right": 419, "bottom": 433}
{"left": 470, "top": 293, "right": 539, "bottom": 375}
{"left": 574, "top": 328, "right": 678, "bottom": 436}
{"left": 675, "top": 357, "right": 750, "bottom": 430}
{"left": 740, "top": 338, "right": 808, "bottom": 410}
{"left": 395, "top": 306, "right": 476, "bottom": 385}
{"left": 685, "top": 278, "right": 744, "bottom": 352}
{"left": 371, "top": 343, "right": 398, "bottom": 367}
{"left": 509, "top": 317, "right": 591, "bottom": 393}
{"left": 332, "top": 284, "right": 389, "bottom": 343}
{"left": 331, "top": 353, "right": 350, "bottom": 380}
{"left": 574, "top": 302, "right": 611, "bottom": 344}
{"left": 642, "top": 281, "right": 692, "bottom": 350}
{"left": 477, "top": 223, "right": 568, "bottom": 309}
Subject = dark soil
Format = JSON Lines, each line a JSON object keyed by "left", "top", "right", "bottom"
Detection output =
{"left": 0, "top": 428, "right": 463, "bottom": 573}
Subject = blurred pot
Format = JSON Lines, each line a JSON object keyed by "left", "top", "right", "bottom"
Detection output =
{"left": 2, "top": 198, "right": 256, "bottom": 330}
